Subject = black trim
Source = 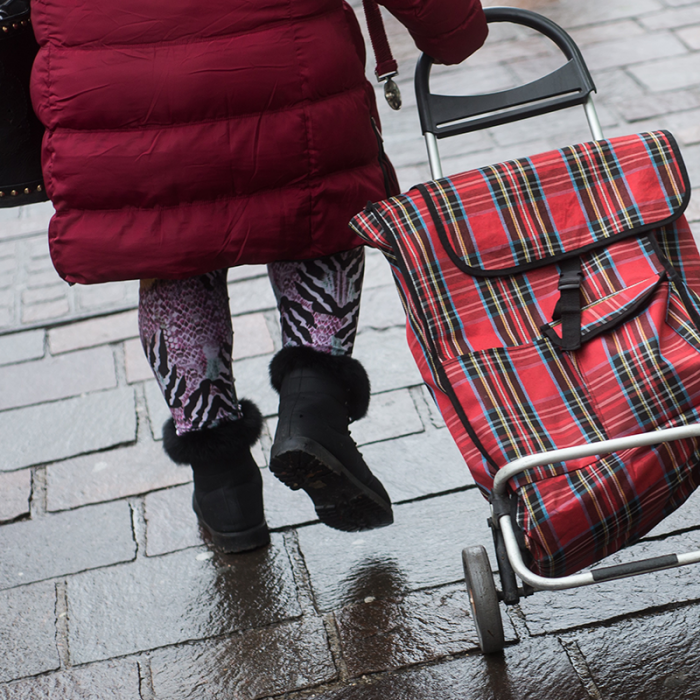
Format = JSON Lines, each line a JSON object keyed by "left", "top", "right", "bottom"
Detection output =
{"left": 370, "top": 117, "right": 395, "bottom": 199}
{"left": 366, "top": 202, "right": 500, "bottom": 473}
{"left": 591, "top": 554, "right": 678, "bottom": 582}
{"left": 0, "top": 180, "right": 46, "bottom": 208}
{"left": 648, "top": 232, "right": 700, "bottom": 334}
{"left": 414, "top": 131, "right": 692, "bottom": 279}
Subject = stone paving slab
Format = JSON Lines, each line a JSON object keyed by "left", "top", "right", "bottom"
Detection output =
{"left": 0, "top": 329, "right": 44, "bottom": 366}
{"left": 630, "top": 52, "right": 700, "bottom": 92}
{"left": 640, "top": 3, "right": 700, "bottom": 27}
{"left": 543, "top": 0, "right": 663, "bottom": 27}
{"left": 333, "top": 583, "right": 517, "bottom": 678}
{"left": 66, "top": 535, "right": 300, "bottom": 664}
{"left": 642, "top": 487, "right": 700, "bottom": 538}
{"left": 0, "top": 659, "right": 142, "bottom": 700}
{"left": 150, "top": 616, "right": 337, "bottom": 700}
{"left": 569, "top": 605, "right": 700, "bottom": 698}
{"left": 363, "top": 248, "right": 395, "bottom": 289}
{"left": 226, "top": 354, "right": 279, "bottom": 418}
{"left": 47, "top": 310, "right": 138, "bottom": 354}
{"left": 353, "top": 327, "right": 424, "bottom": 394}
{"left": 518, "top": 528, "right": 700, "bottom": 634}
{"left": 123, "top": 337, "right": 152, "bottom": 384}
{"left": 0, "top": 346, "right": 117, "bottom": 411}
{"left": 0, "top": 469, "right": 31, "bottom": 523}
{"left": 0, "top": 581, "right": 59, "bottom": 683}
{"left": 361, "top": 428, "right": 474, "bottom": 502}
{"left": 0, "top": 387, "right": 137, "bottom": 471}
{"left": 297, "top": 489, "right": 494, "bottom": 612}
{"left": 144, "top": 484, "right": 204, "bottom": 557}
{"left": 45, "top": 439, "right": 191, "bottom": 512}
{"left": 356, "top": 283, "right": 406, "bottom": 332}
{"left": 143, "top": 380, "right": 171, "bottom": 439}
{"left": 312, "top": 636, "right": 588, "bottom": 700}
{"left": 228, "top": 276, "right": 277, "bottom": 316}
{"left": 350, "top": 388, "right": 424, "bottom": 446}
{"left": 0, "top": 501, "right": 136, "bottom": 590}
{"left": 231, "top": 312, "right": 275, "bottom": 360}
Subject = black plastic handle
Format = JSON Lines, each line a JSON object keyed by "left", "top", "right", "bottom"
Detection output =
{"left": 415, "top": 7, "right": 596, "bottom": 138}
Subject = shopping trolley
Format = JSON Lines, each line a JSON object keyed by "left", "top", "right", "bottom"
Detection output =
{"left": 351, "top": 7, "right": 700, "bottom": 654}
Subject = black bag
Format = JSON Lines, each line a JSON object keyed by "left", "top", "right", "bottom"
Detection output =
{"left": 0, "top": 0, "right": 47, "bottom": 207}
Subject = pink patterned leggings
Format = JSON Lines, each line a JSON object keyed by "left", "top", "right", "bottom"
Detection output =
{"left": 138, "top": 248, "right": 365, "bottom": 435}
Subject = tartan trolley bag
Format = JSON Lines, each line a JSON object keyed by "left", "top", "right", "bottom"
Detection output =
{"left": 350, "top": 7, "right": 700, "bottom": 655}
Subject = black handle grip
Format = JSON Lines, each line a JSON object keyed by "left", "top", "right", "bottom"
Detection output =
{"left": 415, "top": 7, "right": 596, "bottom": 138}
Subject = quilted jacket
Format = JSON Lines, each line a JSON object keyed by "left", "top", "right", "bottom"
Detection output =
{"left": 30, "top": 0, "right": 487, "bottom": 283}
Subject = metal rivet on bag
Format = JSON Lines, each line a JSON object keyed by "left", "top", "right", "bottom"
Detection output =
{"left": 10, "top": 190, "right": 17, "bottom": 196}
{"left": 37, "top": 185, "right": 42, "bottom": 192}
{"left": 24, "top": 188, "right": 30, "bottom": 195}
{"left": 12, "top": 23, "right": 18, "bottom": 29}
{"left": 0, "top": 192, "right": 4, "bottom": 198}
{"left": 2, "top": 27, "right": 8, "bottom": 33}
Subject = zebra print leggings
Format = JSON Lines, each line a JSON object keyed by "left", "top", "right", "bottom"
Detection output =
{"left": 138, "top": 248, "right": 365, "bottom": 435}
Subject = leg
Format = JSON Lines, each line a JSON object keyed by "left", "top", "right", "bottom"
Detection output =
{"left": 267, "top": 248, "right": 393, "bottom": 531}
{"left": 139, "top": 271, "right": 269, "bottom": 552}
{"left": 267, "top": 246, "right": 365, "bottom": 356}
{"left": 138, "top": 270, "right": 239, "bottom": 434}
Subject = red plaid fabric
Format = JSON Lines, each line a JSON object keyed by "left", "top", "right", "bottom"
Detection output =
{"left": 350, "top": 131, "right": 700, "bottom": 577}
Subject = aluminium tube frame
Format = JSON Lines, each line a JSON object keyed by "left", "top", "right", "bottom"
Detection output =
{"left": 425, "top": 94, "right": 604, "bottom": 181}
{"left": 491, "top": 423, "right": 700, "bottom": 592}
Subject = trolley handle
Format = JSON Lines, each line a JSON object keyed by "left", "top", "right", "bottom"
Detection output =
{"left": 415, "top": 7, "right": 597, "bottom": 140}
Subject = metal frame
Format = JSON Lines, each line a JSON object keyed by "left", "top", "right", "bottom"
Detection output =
{"left": 425, "top": 88, "right": 603, "bottom": 181}
{"left": 416, "top": 6, "right": 700, "bottom": 605}
{"left": 491, "top": 424, "right": 700, "bottom": 591}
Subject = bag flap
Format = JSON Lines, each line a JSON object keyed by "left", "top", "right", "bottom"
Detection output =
{"left": 358, "top": 131, "right": 689, "bottom": 277}
{"left": 541, "top": 273, "right": 664, "bottom": 347}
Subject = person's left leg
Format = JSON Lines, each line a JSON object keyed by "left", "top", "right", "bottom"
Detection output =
{"left": 267, "top": 248, "right": 393, "bottom": 532}
{"left": 139, "top": 271, "right": 269, "bottom": 552}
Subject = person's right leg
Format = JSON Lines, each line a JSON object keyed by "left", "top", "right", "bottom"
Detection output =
{"left": 267, "top": 248, "right": 393, "bottom": 532}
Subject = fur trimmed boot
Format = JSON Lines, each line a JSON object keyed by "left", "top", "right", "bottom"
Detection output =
{"left": 162, "top": 399, "right": 270, "bottom": 553}
{"left": 269, "top": 346, "right": 393, "bottom": 532}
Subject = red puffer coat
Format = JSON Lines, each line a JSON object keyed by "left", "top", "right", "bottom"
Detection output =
{"left": 30, "top": 0, "right": 487, "bottom": 284}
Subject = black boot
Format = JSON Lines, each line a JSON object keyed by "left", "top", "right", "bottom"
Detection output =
{"left": 269, "top": 346, "right": 393, "bottom": 532}
{"left": 162, "top": 399, "right": 270, "bottom": 553}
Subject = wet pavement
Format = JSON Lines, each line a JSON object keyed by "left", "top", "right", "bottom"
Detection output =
{"left": 4, "top": 0, "right": 700, "bottom": 696}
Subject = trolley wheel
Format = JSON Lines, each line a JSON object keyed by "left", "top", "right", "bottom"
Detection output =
{"left": 462, "top": 545, "right": 505, "bottom": 654}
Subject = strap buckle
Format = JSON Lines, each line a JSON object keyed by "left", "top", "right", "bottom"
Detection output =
{"left": 558, "top": 269, "right": 582, "bottom": 291}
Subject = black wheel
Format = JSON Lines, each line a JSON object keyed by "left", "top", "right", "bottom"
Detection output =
{"left": 462, "top": 545, "right": 505, "bottom": 654}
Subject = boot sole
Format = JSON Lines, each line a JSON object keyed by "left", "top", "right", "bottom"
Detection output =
{"left": 192, "top": 494, "right": 271, "bottom": 553}
{"left": 270, "top": 437, "right": 394, "bottom": 532}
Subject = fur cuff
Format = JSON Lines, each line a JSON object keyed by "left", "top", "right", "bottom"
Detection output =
{"left": 269, "top": 346, "right": 371, "bottom": 421}
{"left": 162, "top": 399, "right": 263, "bottom": 465}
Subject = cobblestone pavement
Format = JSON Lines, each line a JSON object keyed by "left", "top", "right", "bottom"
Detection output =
{"left": 4, "top": 0, "right": 700, "bottom": 697}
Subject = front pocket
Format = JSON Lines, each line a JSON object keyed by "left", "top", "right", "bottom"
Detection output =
{"left": 574, "top": 280, "right": 700, "bottom": 438}
{"left": 443, "top": 339, "right": 606, "bottom": 488}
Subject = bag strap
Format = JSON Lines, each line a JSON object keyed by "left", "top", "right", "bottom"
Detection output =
{"left": 361, "top": 0, "right": 402, "bottom": 110}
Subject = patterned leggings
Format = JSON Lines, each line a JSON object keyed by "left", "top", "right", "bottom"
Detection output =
{"left": 138, "top": 248, "right": 365, "bottom": 435}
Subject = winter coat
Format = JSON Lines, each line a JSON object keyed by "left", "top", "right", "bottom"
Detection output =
{"left": 30, "top": 0, "right": 487, "bottom": 284}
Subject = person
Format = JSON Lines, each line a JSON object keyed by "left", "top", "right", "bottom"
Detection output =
{"left": 30, "top": 0, "right": 488, "bottom": 552}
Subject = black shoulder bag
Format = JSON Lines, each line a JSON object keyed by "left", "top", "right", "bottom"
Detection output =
{"left": 0, "top": 0, "right": 47, "bottom": 207}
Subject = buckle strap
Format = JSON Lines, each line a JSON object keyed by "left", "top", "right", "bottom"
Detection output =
{"left": 547, "top": 257, "right": 583, "bottom": 351}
